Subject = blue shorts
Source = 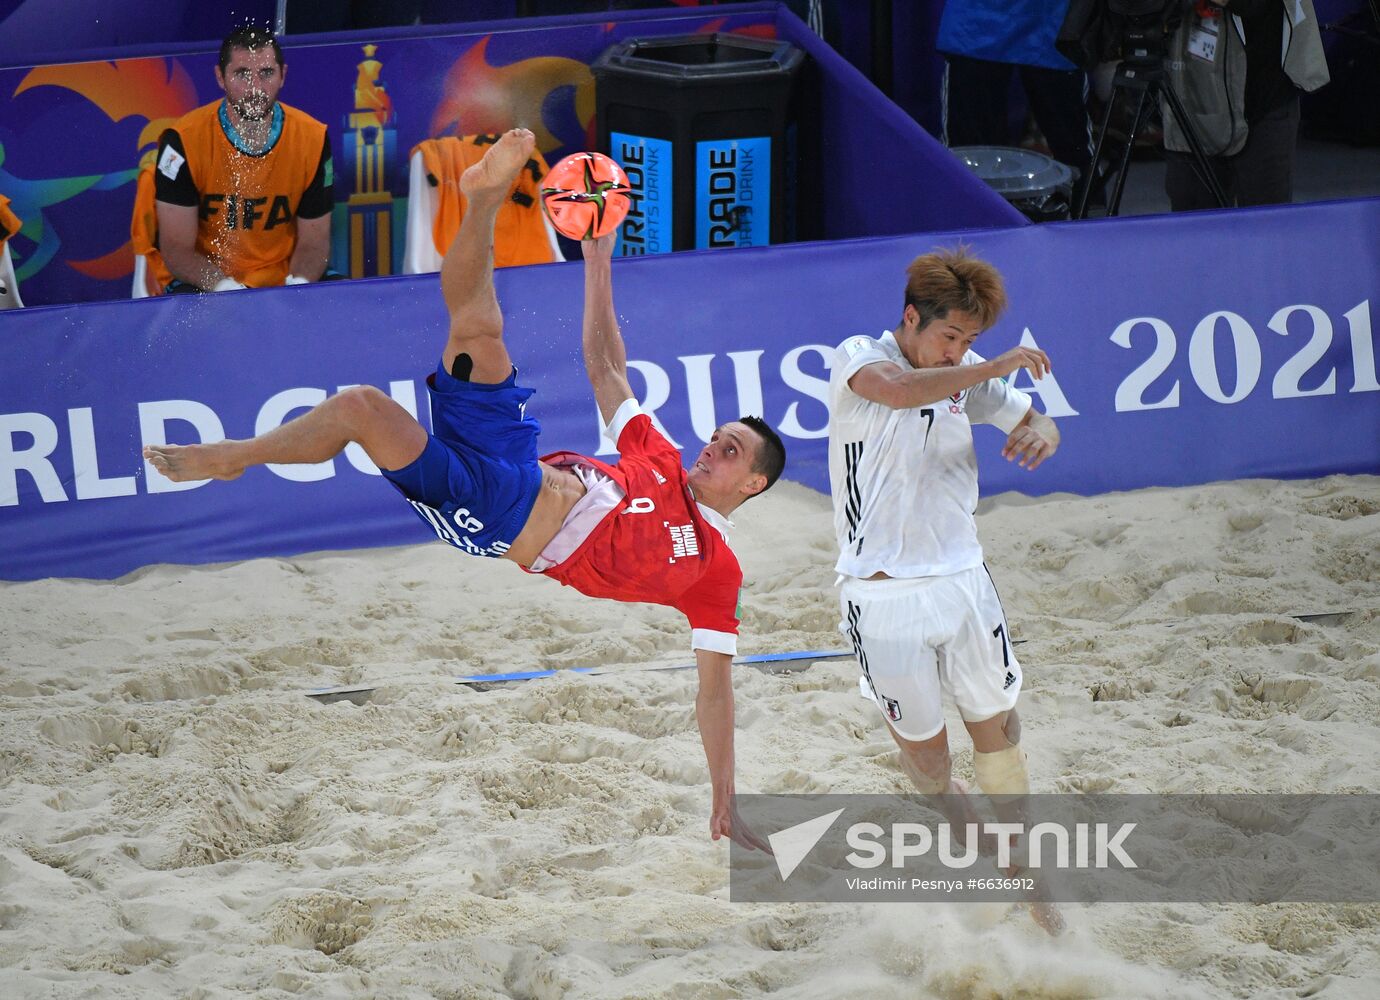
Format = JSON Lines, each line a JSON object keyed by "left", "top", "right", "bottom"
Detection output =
{"left": 381, "top": 363, "right": 542, "bottom": 558}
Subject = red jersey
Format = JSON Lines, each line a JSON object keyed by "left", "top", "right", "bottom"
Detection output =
{"left": 539, "top": 410, "right": 743, "bottom": 655}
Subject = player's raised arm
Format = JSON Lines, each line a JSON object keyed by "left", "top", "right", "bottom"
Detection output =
{"left": 848, "top": 344, "right": 1050, "bottom": 411}
{"left": 580, "top": 233, "right": 636, "bottom": 425}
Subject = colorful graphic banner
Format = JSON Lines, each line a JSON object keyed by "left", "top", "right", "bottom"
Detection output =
{"left": 2, "top": 198, "right": 1376, "bottom": 581}
{"left": 0, "top": 4, "right": 1019, "bottom": 307}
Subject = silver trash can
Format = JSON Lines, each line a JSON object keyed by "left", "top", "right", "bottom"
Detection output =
{"left": 952, "top": 146, "right": 1076, "bottom": 223}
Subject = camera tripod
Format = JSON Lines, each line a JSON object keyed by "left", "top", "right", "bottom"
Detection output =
{"left": 1073, "top": 32, "right": 1228, "bottom": 219}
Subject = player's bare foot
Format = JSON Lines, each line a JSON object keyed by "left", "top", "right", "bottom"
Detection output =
{"left": 143, "top": 443, "right": 246, "bottom": 483}
{"left": 1017, "top": 899, "right": 1067, "bottom": 936}
{"left": 459, "top": 128, "right": 536, "bottom": 202}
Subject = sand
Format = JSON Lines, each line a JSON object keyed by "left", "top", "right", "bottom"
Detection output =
{"left": 1, "top": 475, "right": 1377, "bottom": 999}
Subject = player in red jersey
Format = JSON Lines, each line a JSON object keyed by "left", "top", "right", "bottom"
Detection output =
{"left": 144, "top": 128, "right": 786, "bottom": 851}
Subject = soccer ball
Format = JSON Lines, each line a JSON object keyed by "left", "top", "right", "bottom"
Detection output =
{"left": 540, "top": 152, "right": 633, "bottom": 240}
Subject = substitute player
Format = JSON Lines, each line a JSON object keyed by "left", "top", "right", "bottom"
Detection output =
{"left": 144, "top": 129, "right": 785, "bottom": 852}
{"left": 153, "top": 26, "right": 332, "bottom": 291}
{"left": 827, "top": 246, "right": 1062, "bottom": 932}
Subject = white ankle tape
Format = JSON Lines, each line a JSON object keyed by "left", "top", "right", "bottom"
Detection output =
{"left": 973, "top": 745, "right": 1030, "bottom": 796}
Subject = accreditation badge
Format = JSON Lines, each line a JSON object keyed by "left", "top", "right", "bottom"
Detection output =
{"left": 1187, "top": 12, "right": 1221, "bottom": 64}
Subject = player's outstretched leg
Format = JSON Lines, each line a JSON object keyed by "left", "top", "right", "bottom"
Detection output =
{"left": 437, "top": 127, "right": 536, "bottom": 384}
{"left": 143, "top": 385, "right": 427, "bottom": 483}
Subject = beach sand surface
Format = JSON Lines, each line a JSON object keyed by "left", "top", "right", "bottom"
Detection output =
{"left": 1, "top": 476, "right": 1377, "bottom": 999}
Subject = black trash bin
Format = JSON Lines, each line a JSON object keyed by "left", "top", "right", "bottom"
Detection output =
{"left": 593, "top": 32, "right": 804, "bottom": 255}
{"left": 951, "top": 146, "right": 1076, "bottom": 223}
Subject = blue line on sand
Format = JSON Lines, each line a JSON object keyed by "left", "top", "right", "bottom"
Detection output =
{"left": 455, "top": 649, "right": 851, "bottom": 686}
{"left": 456, "top": 666, "right": 597, "bottom": 684}
{"left": 304, "top": 650, "right": 852, "bottom": 702}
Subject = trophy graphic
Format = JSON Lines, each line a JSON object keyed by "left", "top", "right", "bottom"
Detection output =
{"left": 342, "top": 44, "right": 397, "bottom": 277}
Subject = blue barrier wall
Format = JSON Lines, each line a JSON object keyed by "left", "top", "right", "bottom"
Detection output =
{"left": 3, "top": 197, "right": 1377, "bottom": 581}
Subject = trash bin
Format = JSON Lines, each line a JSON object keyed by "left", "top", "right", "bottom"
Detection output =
{"left": 593, "top": 33, "right": 804, "bottom": 255}
{"left": 951, "top": 146, "right": 1076, "bottom": 223}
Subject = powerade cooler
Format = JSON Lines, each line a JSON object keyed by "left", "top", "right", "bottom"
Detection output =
{"left": 592, "top": 33, "right": 803, "bottom": 256}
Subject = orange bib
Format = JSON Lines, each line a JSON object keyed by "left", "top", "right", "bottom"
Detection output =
{"left": 0, "top": 194, "right": 21, "bottom": 245}
{"left": 414, "top": 135, "right": 555, "bottom": 269}
{"left": 130, "top": 163, "right": 174, "bottom": 294}
{"left": 175, "top": 101, "right": 328, "bottom": 286}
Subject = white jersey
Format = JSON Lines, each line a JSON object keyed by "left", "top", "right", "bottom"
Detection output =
{"left": 828, "top": 330, "right": 1032, "bottom": 579}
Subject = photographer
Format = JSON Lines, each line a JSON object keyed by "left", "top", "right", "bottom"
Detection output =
{"left": 1164, "top": 0, "right": 1329, "bottom": 210}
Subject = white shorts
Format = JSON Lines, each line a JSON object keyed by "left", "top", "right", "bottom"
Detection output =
{"left": 838, "top": 565, "right": 1022, "bottom": 742}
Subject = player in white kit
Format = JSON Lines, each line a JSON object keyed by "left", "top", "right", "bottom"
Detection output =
{"left": 828, "top": 246, "right": 1063, "bottom": 933}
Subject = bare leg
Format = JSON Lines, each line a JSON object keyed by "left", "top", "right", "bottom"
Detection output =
{"left": 143, "top": 385, "right": 427, "bottom": 483}
{"left": 964, "top": 709, "right": 1066, "bottom": 936}
{"left": 438, "top": 127, "right": 537, "bottom": 384}
{"left": 964, "top": 708, "right": 1018, "bottom": 754}
{"left": 889, "top": 725, "right": 985, "bottom": 834}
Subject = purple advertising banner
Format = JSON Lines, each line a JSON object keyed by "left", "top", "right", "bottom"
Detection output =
{"left": 2, "top": 197, "right": 1377, "bottom": 581}
{"left": 0, "top": 3, "right": 1019, "bottom": 307}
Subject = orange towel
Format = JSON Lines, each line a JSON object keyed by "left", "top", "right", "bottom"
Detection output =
{"left": 413, "top": 135, "right": 555, "bottom": 268}
{"left": 0, "top": 194, "right": 21, "bottom": 246}
{"left": 129, "top": 164, "right": 174, "bottom": 295}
